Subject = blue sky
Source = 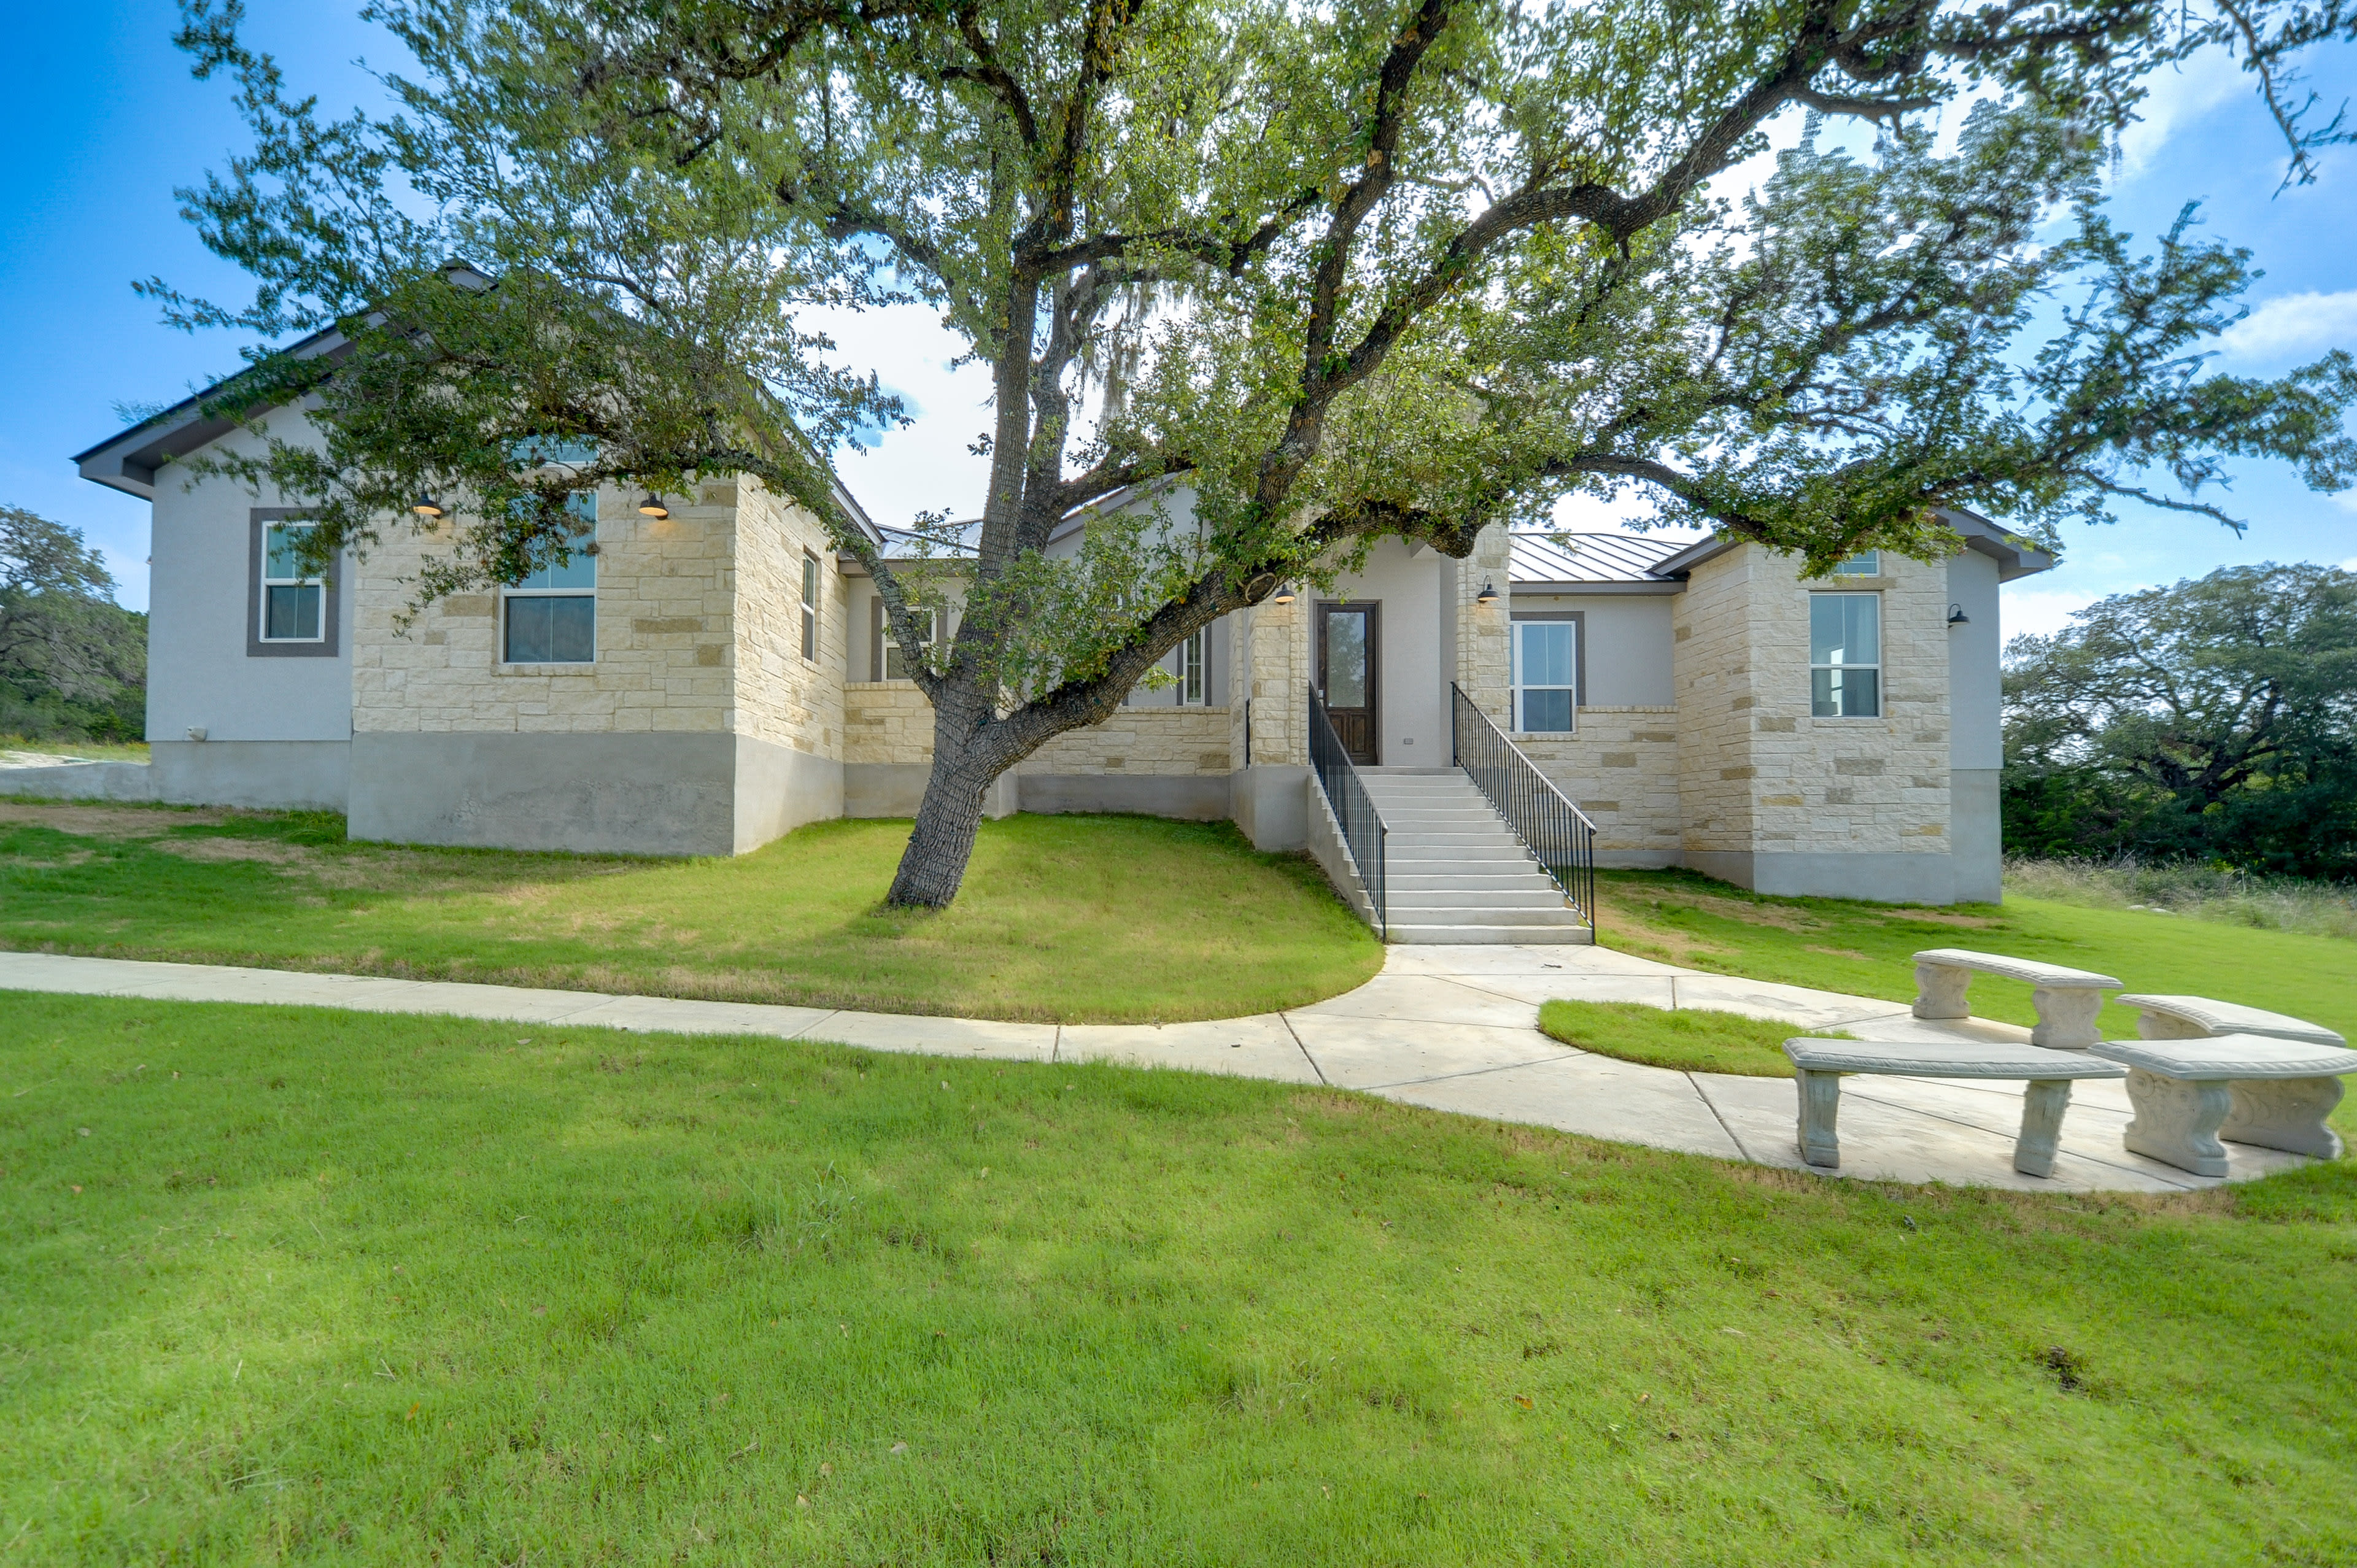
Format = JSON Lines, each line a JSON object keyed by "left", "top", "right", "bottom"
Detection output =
{"left": 2, "top": 2, "right": 2349, "bottom": 631}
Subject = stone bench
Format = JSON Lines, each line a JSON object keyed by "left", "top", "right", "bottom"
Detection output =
{"left": 1782, "top": 1039, "right": 2127, "bottom": 1179}
{"left": 2088, "top": 1033, "right": 2357, "bottom": 1176}
{"left": 1911, "top": 948, "right": 2123, "bottom": 1050}
{"left": 2114, "top": 993, "right": 2346, "bottom": 1048}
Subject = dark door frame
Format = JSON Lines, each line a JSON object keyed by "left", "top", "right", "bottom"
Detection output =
{"left": 1315, "top": 599, "right": 1380, "bottom": 765}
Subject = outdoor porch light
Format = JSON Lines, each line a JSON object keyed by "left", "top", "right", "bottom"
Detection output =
{"left": 1948, "top": 603, "right": 1970, "bottom": 625}
{"left": 1476, "top": 580, "right": 1500, "bottom": 604}
{"left": 412, "top": 495, "right": 446, "bottom": 519}
{"left": 1271, "top": 582, "right": 1296, "bottom": 604}
{"left": 638, "top": 493, "right": 671, "bottom": 519}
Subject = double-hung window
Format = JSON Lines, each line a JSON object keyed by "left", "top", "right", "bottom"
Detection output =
{"left": 503, "top": 494, "right": 597, "bottom": 663}
{"left": 259, "top": 521, "right": 325, "bottom": 644}
{"left": 1809, "top": 593, "right": 1880, "bottom": 717}
{"left": 872, "top": 599, "right": 937, "bottom": 680}
{"left": 1178, "top": 628, "right": 1206, "bottom": 704}
{"left": 1511, "top": 619, "right": 1577, "bottom": 733}
{"left": 800, "top": 552, "right": 821, "bottom": 662}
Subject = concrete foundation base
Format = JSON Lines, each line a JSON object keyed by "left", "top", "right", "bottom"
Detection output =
{"left": 153, "top": 740, "right": 351, "bottom": 811}
{"left": 348, "top": 732, "right": 835, "bottom": 857}
{"left": 843, "top": 763, "right": 1018, "bottom": 820}
{"left": 1685, "top": 848, "right": 1965, "bottom": 905}
{"left": 1017, "top": 772, "right": 1229, "bottom": 819}
{"left": 1231, "top": 765, "right": 1310, "bottom": 851}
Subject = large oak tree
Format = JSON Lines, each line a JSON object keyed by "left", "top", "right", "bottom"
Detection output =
{"left": 157, "top": 0, "right": 2357, "bottom": 903}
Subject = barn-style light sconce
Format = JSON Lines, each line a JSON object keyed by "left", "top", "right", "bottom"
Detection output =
{"left": 412, "top": 495, "right": 446, "bottom": 519}
{"left": 637, "top": 494, "right": 671, "bottom": 519}
{"left": 1947, "top": 603, "right": 1970, "bottom": 625}
{"left": 1271, "top": 582, "right": 1297, "bottom": 604}
{"left": 1476, "top": 580, "right": 1500, "bottom": 605}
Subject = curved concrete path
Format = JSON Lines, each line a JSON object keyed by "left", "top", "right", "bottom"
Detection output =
{"left": 0, "top": 946, "right": 2314, "bottom": 1194}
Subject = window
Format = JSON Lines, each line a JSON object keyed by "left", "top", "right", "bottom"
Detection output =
{"left": 1809, "top": 593, "right": 1880, "bottom": 717}
{"left": 1512, "top": 619, "right": 1577, "bottom": 733}
{"left": 872, "top": 598, "right": 937, "bottom": 680}
{"left": 259, "top": 522, "right": 325, "bottom": 643}
{"left": 1832, "top": 551, "right": 1881, "bottom": 576}
{"left": 503, "top": 493, "right": 597, "bottom": 663}
{"left": 1180, "top": 628, "right": 1206, "bottom": 705}
{"left": 800, "top": 552, "right": 820, "bottom": 662}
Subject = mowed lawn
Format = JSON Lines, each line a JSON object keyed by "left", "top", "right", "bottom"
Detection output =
{"left": 0, "top": 803, "right": 1379, "bottom": 1023}
{"left": 5, "top": 994, "right": 2353, "bottom": 1566}
{"left": 1599, "top": 869, "right": 2357, "bottom": 1064}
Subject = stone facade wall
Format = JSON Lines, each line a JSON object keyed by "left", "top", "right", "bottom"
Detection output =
{"left": 1235, "top": 598, "right": 1310, "bottom": 767}
{"left": 1020, "top": 708, "right": 1233, "bottom": 777}
{"left": 1518, "top": 706, "right": 1681, "bottom": 860}
{"left": 1454, "top": 524, "right": 1511, "bottom": 723}
{"left": 842, "top": 682, "right": 933, "bottom": 765}
{"left": 843, "top": 680, "right": 1231, "bottom": 776}
{"left": 1673, "top": 547, "right": 1954, "bottom": 860}
{"left": 726, "top": 478, "right": 851, "bottom": 757}
{"left": 352, "top": 482, "right": 736, "bottom": 735}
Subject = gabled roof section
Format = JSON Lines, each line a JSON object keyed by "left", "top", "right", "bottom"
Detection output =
{"left": 72, "top": 260, "right": 881, "bottom": 543}
{"left": 1649, "top": 507, "right": 2056, "bottom": 582}
{"left": 1508, "top": 530, "right": 1697, "bottom": 593}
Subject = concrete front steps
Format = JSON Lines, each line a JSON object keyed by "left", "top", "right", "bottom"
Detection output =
{"left": 1356, "top": 770, "right": 1592, "bottom": 944}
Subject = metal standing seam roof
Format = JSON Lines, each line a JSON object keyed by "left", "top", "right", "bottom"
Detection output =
{"left": 1507, "top": 530, "right": 1698, "bottom": 587}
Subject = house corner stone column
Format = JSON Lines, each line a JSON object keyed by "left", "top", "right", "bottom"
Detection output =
{"left": 1454, "top": 523, "right": 1511, "bottom": 728}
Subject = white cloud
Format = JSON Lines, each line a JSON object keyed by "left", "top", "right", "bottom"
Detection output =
{"left": 2218, "top": 290, "right": 2357, "bottom": 365}
{"left": 800, "top": 300, "right": 995, "bottom": 527}
{"left": 2117, "top": 49, "right": 2249, "bottom": 176}
{"left": 2000, "top": 586, "right": 2106, "bottom": 639}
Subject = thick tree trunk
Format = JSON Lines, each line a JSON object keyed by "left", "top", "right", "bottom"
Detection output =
{"left": 884, "top": 684, "right": 1016, "bottom": 908}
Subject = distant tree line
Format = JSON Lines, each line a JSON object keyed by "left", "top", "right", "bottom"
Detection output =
{"left": 2003, "top": 564, "right": 2357, "bottom": 881}
{"left": 0, "top": 506, "right": 146, "bottom": 743}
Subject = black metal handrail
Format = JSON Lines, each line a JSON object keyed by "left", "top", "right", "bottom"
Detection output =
{"left": 1309, "top": 684, "right": 1387, "bottom": 937}
{"left": 1450, "top": 682, "right": 1597, "bottom": 934}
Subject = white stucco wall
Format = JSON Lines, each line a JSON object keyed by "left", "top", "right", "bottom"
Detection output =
{"left": 1945, "top": 549, "right": 2003, "bottom": 771}
{"left": 1507, "top": 592, "right": 1675, "bottom": 708}
{"left": 147, "top": 414, "right": 354, "bottom": 744}
{"left": 1326, "top": 536, "right": 1448, "bottom": 765}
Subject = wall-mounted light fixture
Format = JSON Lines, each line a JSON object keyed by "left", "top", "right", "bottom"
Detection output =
{"left": 1947, "top": 603, "right": 1970, "bottom": 625}
{"left": 637, "top": 494, "right": 670, "bottom": 519}
{"left": 412, "top": 496, "right": 446, "bottom": 519}
{"left": 1271, "top": 582, "right": 1296, "bottom": 604}
{"left": 1476, "top": 581, "right": 1500, "bottom": 605}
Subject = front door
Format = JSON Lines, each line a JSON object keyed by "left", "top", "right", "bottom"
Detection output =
{"left": 1317, "top": 601, "right": 1379, "bottom": 765}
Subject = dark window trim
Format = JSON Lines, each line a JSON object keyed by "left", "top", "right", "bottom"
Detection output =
{"left": 1509, "top": 608, "right": 1585, "bottom": 708}
{"left": 247, "top": 508, "right": 341, "bottom": 658}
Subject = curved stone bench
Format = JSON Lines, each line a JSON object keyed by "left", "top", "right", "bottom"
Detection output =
{"left": 2089, "top": 1033, "right": 2357, "bottom": 1176}
{"left": 1782, "top": 1038, "right": 2127, "bottom": 1179}
{"left": 1911, "top": 949, "right": 2122, "bottom": 1050}
{"left": 2114, "top": 994, "right": 2345, "bottom": 1048}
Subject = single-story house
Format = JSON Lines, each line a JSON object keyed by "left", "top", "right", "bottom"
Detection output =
{"left": 47, "top": 351, "right": 2052, "bottom": 916}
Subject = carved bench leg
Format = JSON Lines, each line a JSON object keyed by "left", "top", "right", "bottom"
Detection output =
{"left": 2014, "top": 1079, "right": 2073, "bottom": 1178}
{"left": 1795, "top": 1069, "right": 1842, "bottom": 1169}
{"left": 2121, "top": 1068, "right": 2232, "bottom": 1178}
{"left": 2029, "top": 986, "right": 2104, "bottom": 1051}
{"left": 2221, "top": 1076, "right": 2347, "bottom": 1160}
{"left": 1912, "top": 963, "right": 1970, "bottom": 1021}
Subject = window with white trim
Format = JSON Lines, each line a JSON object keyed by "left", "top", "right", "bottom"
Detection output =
{"left": 1511, "top": 619, "right": 1576, "bottom": 732}
{"left": 872, "top": 598, "right": 937, "bottom": 680}
{"left": 1123, "top": 627, "right": 1211, "bottom": 706}
{"left": 800, "top": 552, "right": 820, "bottom": 662}
{"left": 258, "top": 521, "right": 325, "bottom": 643}
{"left": 503, "top": 493, "right": 597, "bottom": 663}
{"left": 1179, "top": 628, "right": 1206, "bottom": 704}
{"left": 1809, "top": 592, "right": 1880, "bottom": 717}
{"left": 1832, "top": 550, "right": 1881, "bottom": 576}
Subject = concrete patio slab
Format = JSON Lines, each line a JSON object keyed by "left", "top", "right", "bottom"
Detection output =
{"left": 1667, "top": 974, "right": 1913, "bottom": 1030}
{"left": 1056, "top": 1014, "right": 1322, "bottom": 1082}
{"left": 1289, "top": 973, "right": 1542, "bottom": 1029}
{"left": 1377, "top": 1052, "right": 1745, "bottom": 1160}
{"left": 1380, "top": 944, "right": 1689, "bottom": 979}
{"left": 1287, "top": 1016, "right": 1567, "bottom": 1089}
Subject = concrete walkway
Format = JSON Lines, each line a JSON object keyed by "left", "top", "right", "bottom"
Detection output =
{"left": 0, "top": 945, "right": 2313, "bottom": 1194}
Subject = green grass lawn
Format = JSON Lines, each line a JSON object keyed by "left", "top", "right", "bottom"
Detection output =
{"left": 0, "top": 803, "right": 1379, "bottom": 1024}
{"left": 0, "top": 735, "right": 150, "bottom": 763}
{"left": 1598, "top": 867, "right": 2357, "bottom": 1051}
{"left": 5, "top": 994, "right": 2353, "bottom": 1565}
{"left": 1538, "top": 999, "right": 1843, "bottom": 1077}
